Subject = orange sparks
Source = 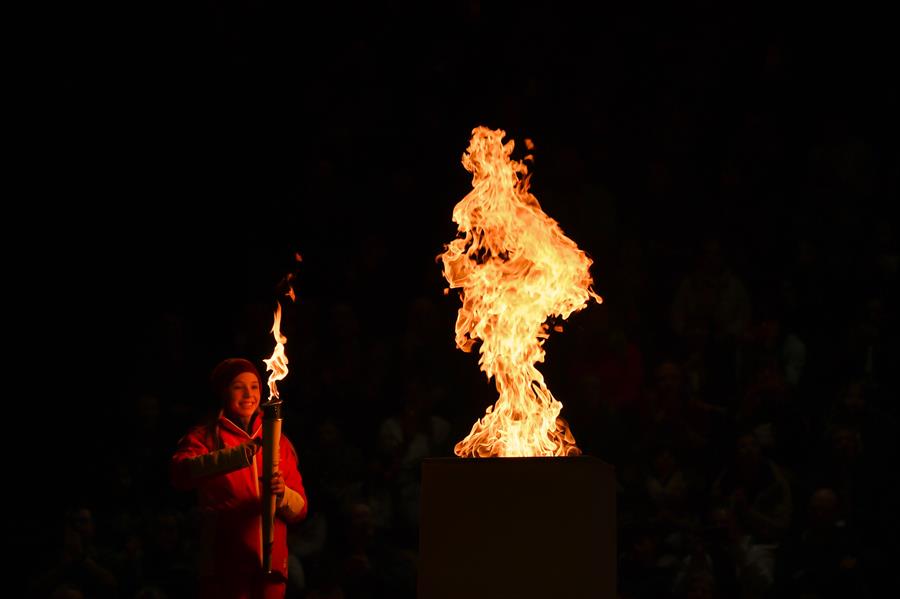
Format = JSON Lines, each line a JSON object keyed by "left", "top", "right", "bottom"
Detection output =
{"left": 440, "top": 126, "right": 601, "bottom": 458}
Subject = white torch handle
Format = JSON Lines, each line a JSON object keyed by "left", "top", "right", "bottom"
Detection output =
{"left": 262, "top": 414, "right": 281, "bottom": 573}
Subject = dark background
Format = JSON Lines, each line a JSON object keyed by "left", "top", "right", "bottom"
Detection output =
{"left": 18, "top": 2, "right": 899, "bottom": 597}
{"left": 45, "top": 1, "right": 896, "bottom": 408}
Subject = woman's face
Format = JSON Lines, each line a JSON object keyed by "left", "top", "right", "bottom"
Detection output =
{"left": 225, "top": 372, "right": 260, "bottom": 423}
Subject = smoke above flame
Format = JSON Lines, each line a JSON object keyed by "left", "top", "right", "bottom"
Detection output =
{"left": 440, "top": 127, "right": 601, "bottom": 457}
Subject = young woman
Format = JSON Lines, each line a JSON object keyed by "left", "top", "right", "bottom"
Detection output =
{"left": 172, "top": 358, "right": 307, "bottom": 599}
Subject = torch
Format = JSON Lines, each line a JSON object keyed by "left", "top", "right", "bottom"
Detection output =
{"left": 260, "top": 397, "right": 282, "bottom": 573}
{"left": 261, "top": 298, "right": 290, "bottom": 573}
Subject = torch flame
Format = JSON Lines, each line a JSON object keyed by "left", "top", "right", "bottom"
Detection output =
{"left": 263, "top": 302, "right": 289, "bottom": 401}
{"left": 263, "top": 257, "right": 301, "bottom": 399}
{"left": 440, "top": 126, "right": 601, "bottom": 457}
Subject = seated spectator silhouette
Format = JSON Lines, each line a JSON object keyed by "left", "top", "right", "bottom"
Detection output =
{"left": 775, "top": 487, "right": 865, "bottom": 598}
{"left": 644, "top": 444, "right": 697, "bottom": 533}
{"left": 30, "top": 506, "right": 117, "bottom": 598}
{"left": 671, "top": 238, "right": 751, "bottom": 401}
{"left": 733, "top": 361, "right": 811, "bottom": 472}
{"left": 618, "top": 521, "right": 676, "bottom": 599}
{"left": 825, "top": 379, "right": 895, "bottom": 469}
{"left": 705, "top": 505, "right": 775, "bottom": 598}
{"left": 712, "top": 432, "right": 792, "bottom": 543}
{"left": 377, "top": 379, "right": 451, "bottom": 534}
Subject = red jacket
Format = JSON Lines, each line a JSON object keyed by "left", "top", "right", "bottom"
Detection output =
{"left": 171, "top": 411, "right": 308, "bottom": 580}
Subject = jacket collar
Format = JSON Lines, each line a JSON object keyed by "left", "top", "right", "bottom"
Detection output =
{"left": 218, "top": 410, "right": 262, "bottom": 439}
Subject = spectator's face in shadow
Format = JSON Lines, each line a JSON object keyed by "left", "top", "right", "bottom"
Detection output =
{"left": 652, "top": 448, "right": 676, "bottom": 479}
{"left": 70, "top": 508, "right": 94, "bottom": 539}
{"left": 50, "top": 587, "right": 84, "bottom": 599}
{"left": 154, "top": 514, "right": 179, "bottom": 552}
{"left": 708, "top": 507, "right": 738, "bottom": 543}
{"left": 685, "top": 574, "right": 715, "bottom": 599}
{"left": 318, "top": 420, "right": 342, "bottom": 450}
{"left": 831, "top": 428, "right": 861, "bottom": 461}
{"left": 699, "top": 240, "right": 725, "bottom": 278}
{"left": 736, "top": 434, "right": 761, "bottom": 470}
{"left": 655, "top": 362, "right": 681, "bottom": 393}
{"left": 809, "top": 488, "right": 839, "bottom": 530}
{"left": 631, "top": 533, "right": 658, "bottom": 565}
{"left": 348, "top": 503, "right": 375, "bottom": 545}
{"left": 136, "top": 393, "right": 160, "bottom": 430}
{"left": 842, "top": 383, "right": 865, "bottom": 414}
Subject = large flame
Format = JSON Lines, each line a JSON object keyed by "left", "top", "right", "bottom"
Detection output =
{"left": 440, "top": 126, "right": 601, "bottom": 457}
{"left": 263, "top": 255, "right": 300, "bottom": 401}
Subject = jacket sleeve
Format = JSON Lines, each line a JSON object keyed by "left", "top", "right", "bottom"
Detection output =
{"left": 277, "top": 436, "right": 308, "bottom": 523}
{"left": 171, "top": 428, "right": 256, "bottom": 490}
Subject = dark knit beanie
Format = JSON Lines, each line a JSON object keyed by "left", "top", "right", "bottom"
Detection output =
{"left": 210, "top": 358, "right": 263, "bottom": 399}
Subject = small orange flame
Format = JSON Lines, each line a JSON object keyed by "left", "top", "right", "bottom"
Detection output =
{"left": 263, "top": 302, "right": 289, "bottom": 401}
{"left": 440, "top": 126, "right": 601, "bottom": 457}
